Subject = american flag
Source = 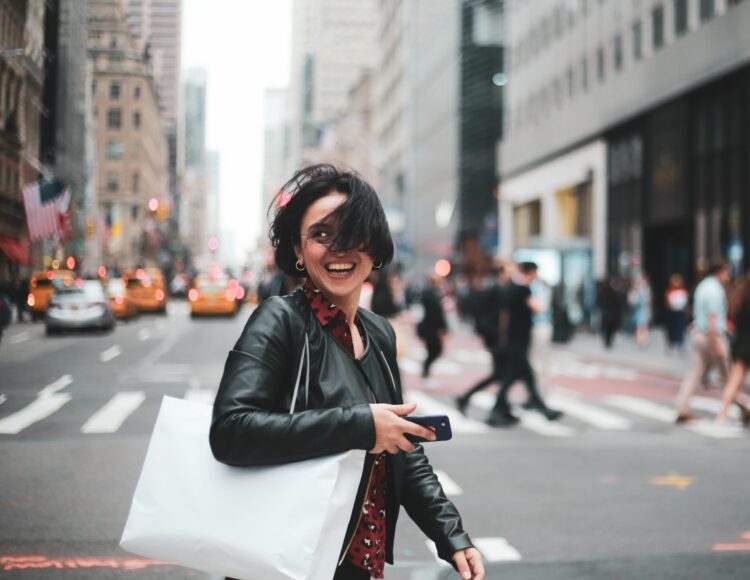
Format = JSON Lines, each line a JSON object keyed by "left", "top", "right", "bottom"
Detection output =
{"left": 21, "top": 180, "right": 71, "bottom": 242}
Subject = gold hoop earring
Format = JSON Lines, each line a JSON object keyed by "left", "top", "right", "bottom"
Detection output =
{"left": 373, "top": 260, "right": 383, "bottom": 270}
{"left": 295, "top": 260, "right": 305, "bottom": 272}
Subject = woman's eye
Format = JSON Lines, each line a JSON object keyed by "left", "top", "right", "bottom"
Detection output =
{"left": 312, "top": 231, "right": 330, "bottom": 242}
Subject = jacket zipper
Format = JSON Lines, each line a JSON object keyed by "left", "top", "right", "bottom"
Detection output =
{"left": 338, "top": 458, "right": 377, "bottom": 566}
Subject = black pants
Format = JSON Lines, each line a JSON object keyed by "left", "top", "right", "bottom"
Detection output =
{"left": 491, "top": 349, "right": 547, "bottom": 416}
{"left": 421, "top": 333, "right": 442, "bottom": 378}
{"left": 460, "top": 350, "right": 505, "bottom": 400}
{"left": 332, "top": 559, "right": 371, "bottom": 579}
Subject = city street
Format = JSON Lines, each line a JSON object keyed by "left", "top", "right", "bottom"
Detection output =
{"left": 1, "top": 304, "right": 749, "bottom": 579}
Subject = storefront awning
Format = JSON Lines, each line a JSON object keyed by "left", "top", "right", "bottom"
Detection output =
{"left": 0, "top": 235, "right": 30, "bottom": 265}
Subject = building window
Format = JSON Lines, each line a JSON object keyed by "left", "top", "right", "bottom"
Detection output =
{"left": 633, "top": 20, "right": 643, "bottom": 60}
{"left": 567, "top": 67, "right": 574, "bottom": 98}
{"left": 134, "top": 85, "right": 141, "bottom": 99}
{"left": 613, "top": 34, "right": 623, "bottom": 71}
{"left": 91, "top": 80, "right": 97, "bottom": 95}
{"left": 675, "top": 0, "right": 688, "bottom": 35}
{"left": 106, "top": 141, "right": 124, "bottom": 159}
{"left": 107, "top": 109, "right": 122, "bottom": 129}
{"left": 652, "top": 5, "right": 665, "bottom": 51}
{"left": 133, "top": 111, "right": 141, "bottom": 128}
{"left": 109, "top": 35, "right": 118, "bottom": 48}
{"left": 699, "top": 0, "right": 715, "bottom": 21}
{"left": 581, "top": 56, "right": 589, "bottom": 91}
{"left": 132, "top": 172, "right": 140, "bottom": 193}
{"left": 109, "top": 82, "right": 121, "bottom": 100}
{"left": 596, "top": 47, "right": 605, "bottom": 82}
{"left": 106, "top": 173, "right": 119, "bottom": 192}
{"left": 131, "top": 205, "right": 139, "bottom": 221}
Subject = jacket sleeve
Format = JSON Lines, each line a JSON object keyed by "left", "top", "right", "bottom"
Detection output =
{"left": 375, "top": 318, "right": 473, "bottom": 564}
{"left": 210, "top": 297, "right": 376, "bottom": 467}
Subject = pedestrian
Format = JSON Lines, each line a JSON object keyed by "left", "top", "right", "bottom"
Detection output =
{"left": 715, "top": 274, "right": 750, "bottom": 426}
{"left": 211, "top": 164, "right": 484, "bottom": 580}
{"left": 664, "top": 273, "right": 689, "bottom": 352}
{"left": 13, "top": 276, "right": 28, "bottom": 322}
{"left": 629, "top": 273, "right": 652, "bottom": 347}
{"left": 416, "top": 275, "right": 448, "bottom": 380}
{"left": 597, "top": 277, "right": 621, "bottom": 349}
{"left": 674, "top": 260, "right": 732, "bottom": 423}
{"left": 486, "top": 262, "right": 562, "bottom": 427}
{"left": 455, "top": 263, "right": 512, "bottom": 414}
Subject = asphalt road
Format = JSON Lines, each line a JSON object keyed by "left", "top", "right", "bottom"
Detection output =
{"left": 1, "top": 303, "right": 749, "bottom": 579}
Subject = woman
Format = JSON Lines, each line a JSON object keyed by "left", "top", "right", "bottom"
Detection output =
{"left": 210, "top": 165, "right": 483, "bottom": 580}
{"left": 716, "top": 274, "right": 750, "bottom": 426}
{"left": 664, "top": 274, "right": 688, "bottom": 352}
{"left": 629, "top": 274, "right": 651, "bottom": 347}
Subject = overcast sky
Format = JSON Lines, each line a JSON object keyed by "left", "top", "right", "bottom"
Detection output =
{"left": 182, "top": 0, "right": 291, "bottom": 263}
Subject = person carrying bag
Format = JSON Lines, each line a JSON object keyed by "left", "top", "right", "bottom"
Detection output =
{"left": 212, "top": 165, "right": 484, "bottom": 579}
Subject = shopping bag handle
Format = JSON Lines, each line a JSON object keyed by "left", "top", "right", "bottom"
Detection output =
{"left": 289, "top": 333, "right": 309, "bottom": 414}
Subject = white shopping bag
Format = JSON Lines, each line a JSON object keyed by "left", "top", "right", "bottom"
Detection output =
{"left": 120, "top": 396, "right": 365, "bottom": 580}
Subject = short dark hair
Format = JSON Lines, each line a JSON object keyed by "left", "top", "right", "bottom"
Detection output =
{"left": 707, "top": 258, "right": 729, "bottom": 276}
{"left": 519, "top": 261, "right": 538, "bottom": 274}
{"left": 269, "top": 164, "right": 395, "bottom": 277}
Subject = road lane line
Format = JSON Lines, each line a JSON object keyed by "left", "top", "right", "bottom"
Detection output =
{"left": 434, "top": 470, "right": 463, "bottom": 496}
{"left": 546, "top": 393, "right": 632, "bottom": 430}
{"left": 137, "top": 328, "right": 151, "bottom": 341}
{"left": 469, "top": 392, "right": 574, "bottom": 436}
{"left": 81, "top": 391, "right": 146, "bottom": 434}
{"left": 405, "top": 391, "right": 490, "bottom": 434}
{"left": 474, "top": 537, "right": 522, "bottom": 562}
{"left": 603, "top": 395, "right": 675, "bottom": 422}
{"left": 0, "top": 394, "right": 6, "bottom": 406}
{"left": 0, "top": 394, "right": 71, "bottom": 434}
{"left": 38, "top": 375, "right": 73, "bottom": 398}
{"left": 8, "top": 331, "right": 30, "bottom": 344}
{"left": 99, "top": 345, "right": 122, "bottom": 362}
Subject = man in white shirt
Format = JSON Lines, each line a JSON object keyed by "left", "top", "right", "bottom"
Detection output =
{"left": 674, "top": 260, "right": 731, "bottom": 423}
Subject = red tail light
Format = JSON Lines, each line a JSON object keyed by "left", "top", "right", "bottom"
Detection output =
{"left": 115, "top": 295, "right": 125, "bottom": 305}
{"left": 188, "top": 289, "right": 199, "bottom": 302}
{"left": 224, "top": 289, "right": 235, "bottom": 302}
{"left": 156, "top": 289, "right": 165, "bottom": 301}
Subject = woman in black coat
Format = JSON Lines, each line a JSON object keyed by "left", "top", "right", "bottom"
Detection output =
{"left": 211, "top": 165, "right": 484, "bottom": 580}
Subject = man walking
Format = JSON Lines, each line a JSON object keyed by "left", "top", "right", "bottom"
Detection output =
{"left": 417, "top": 275, "right": 447, "bottom": 380}
{"left": 487, "top": 262, "right": 562, "bottom": 426}
{"left": 674, "top": 260, "right": 732, "bottom": 423}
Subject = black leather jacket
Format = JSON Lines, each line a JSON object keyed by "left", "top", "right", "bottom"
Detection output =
{"left": 210, "top": 290, "right": 473, "bottom": 566}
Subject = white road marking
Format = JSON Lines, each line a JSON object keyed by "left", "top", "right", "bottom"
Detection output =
{"left": 546, "top": 393, "right": 632, "bottom": 430}
{"left": 690, "top": 396, "right": 739, "bottom": 419}
{"left": 685, "top": 421, "right": 744, "bottom": 439}
{"left": 0, "top": 394, "right": 71, "bottom": 434}
{"left": 603, "top": 395, "right": 675, "bottom": 423}
{"left": 424, "top": 541, "right": 451, "bottom": 567}
{"left": 452, "top": 349, "right": 492, "bottom": 365}
{"left": 38, "top": 375, "right": 73, "bottom": 398}
{"left": 99, "top": 345, "right": 122, "bottom": 362}
{"left": 137, "top": 328, "right": 151, "bottom": 341}
{"left": 469, "top": 391, "right": 574, "bottom": 437}
{"left": 434, "top": 470, "right": 463, "bottom": 496}
{"left": 8, "top": 332, "right": 30, "bottom": 344}
{"left": 0, "top": 394, "right": 6, "bottom": 406}
{"left": 81, "top": 391, "right": 146, "bottom": 434}
{"left": 405, "top": 391, "right": 489, "bottom": 434}
{"left": 398, "top": 357, "right": 422, "bottom": 375}
{"left": 474, "top": 537, "right": 522, "bottom": 562}
{"left": 184, "top": 389, "right": 215, "bottom": 406}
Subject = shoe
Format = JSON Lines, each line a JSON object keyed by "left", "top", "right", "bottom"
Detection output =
{"left": 455, "top": 396, "right": 468, "bottom": 415}
{"left": 542, "top": 408, "right": 563, "bottom": 421}
{"left": 486, "top": 413, "right": 520, "bottom": 427}
{"left": 734, "top": 401, "right": 750, "bottom": 427}
{"left": 675, "top": 412, "right": 698, "bottom": 424}
{"left": 522, "top": 401, "right": 563, "bottom": 421}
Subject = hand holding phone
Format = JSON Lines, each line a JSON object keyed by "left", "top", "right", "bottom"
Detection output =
{"left": 404, "top": 415, "right": 452, "bottom": 443}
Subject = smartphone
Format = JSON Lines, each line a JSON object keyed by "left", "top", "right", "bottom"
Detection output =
{"left": 404, "top": 415, "right": 452, "bottom": 443}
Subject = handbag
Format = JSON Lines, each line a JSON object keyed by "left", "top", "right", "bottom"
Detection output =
{"left": 120, "top": 334, "right": 366, "bottom": 579}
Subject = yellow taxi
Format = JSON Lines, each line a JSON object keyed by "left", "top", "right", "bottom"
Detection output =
{"left": 123, "top": 268, "right": 168, "bottom": 313}
{"left": 106, "top": 277, "right": 138, "bottom": 319}
{"left": 188, "top": 275, "right": 241, "bottom": 317}
{"left": 27, "top": 269, "right": 75, "bottom": 321}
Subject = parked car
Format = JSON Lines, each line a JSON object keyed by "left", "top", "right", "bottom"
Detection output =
{"left": 107, "top": 278, "right": 138, "bottom": 319}
{"left": 45, "top": 279, "right": 115, "bottom": 334}
{"left": 188, "top": 275, "right": 240, "bottom": 317}
{"left": 27, "top": 269, "right": 75, "bottom": 321}
{"left": 123, "top": 268, "right": 167, "bottom": 313}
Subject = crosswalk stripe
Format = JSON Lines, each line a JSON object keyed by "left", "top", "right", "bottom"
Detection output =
{"left": 517, "top": 409, "right": 575, "bottom": 437}
{"left": 184, "top": 389, "right": 215, "bottom": 405}
{"left": 398, "top": 358, "right": 422, "bottom": 375}
{"left": 546, "top": 393, "right": 632, "bottom": 430}
{"left": 405, "top": 391, "right": 489, "bottom": 434}
{"left": 424, "top": 541, "right": 451, "bottom": 567}
{"left": 690, "top": 396, "right": 739, "bottom": 419}
{"left": 99, "top": 345, "right": 122, "bottom": 362}
{"left": 0, "top": 394, "right": 71, "bottom": 434}
{"left": 137, "top": 328, "right": 151, "bottom": 341}
{"left": 684, "top": 421, "right": 744, "bottom": 439}
{"left": 38, "top": 375, "right": 73, "bottom": 398}
{"left": 603, "top": 395, "right": 675, "bottom": 423}
{"left": 474, "top": 537, "right": 522, "bottom": 562}
{"left": 81, "top": 391, "right": 146, "bottom": 434}
{"left": 434, "top": 470, "right": 463, "bottom": 496}
{"left": 0, "top": 394, "right": 6, "bottom": 406}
